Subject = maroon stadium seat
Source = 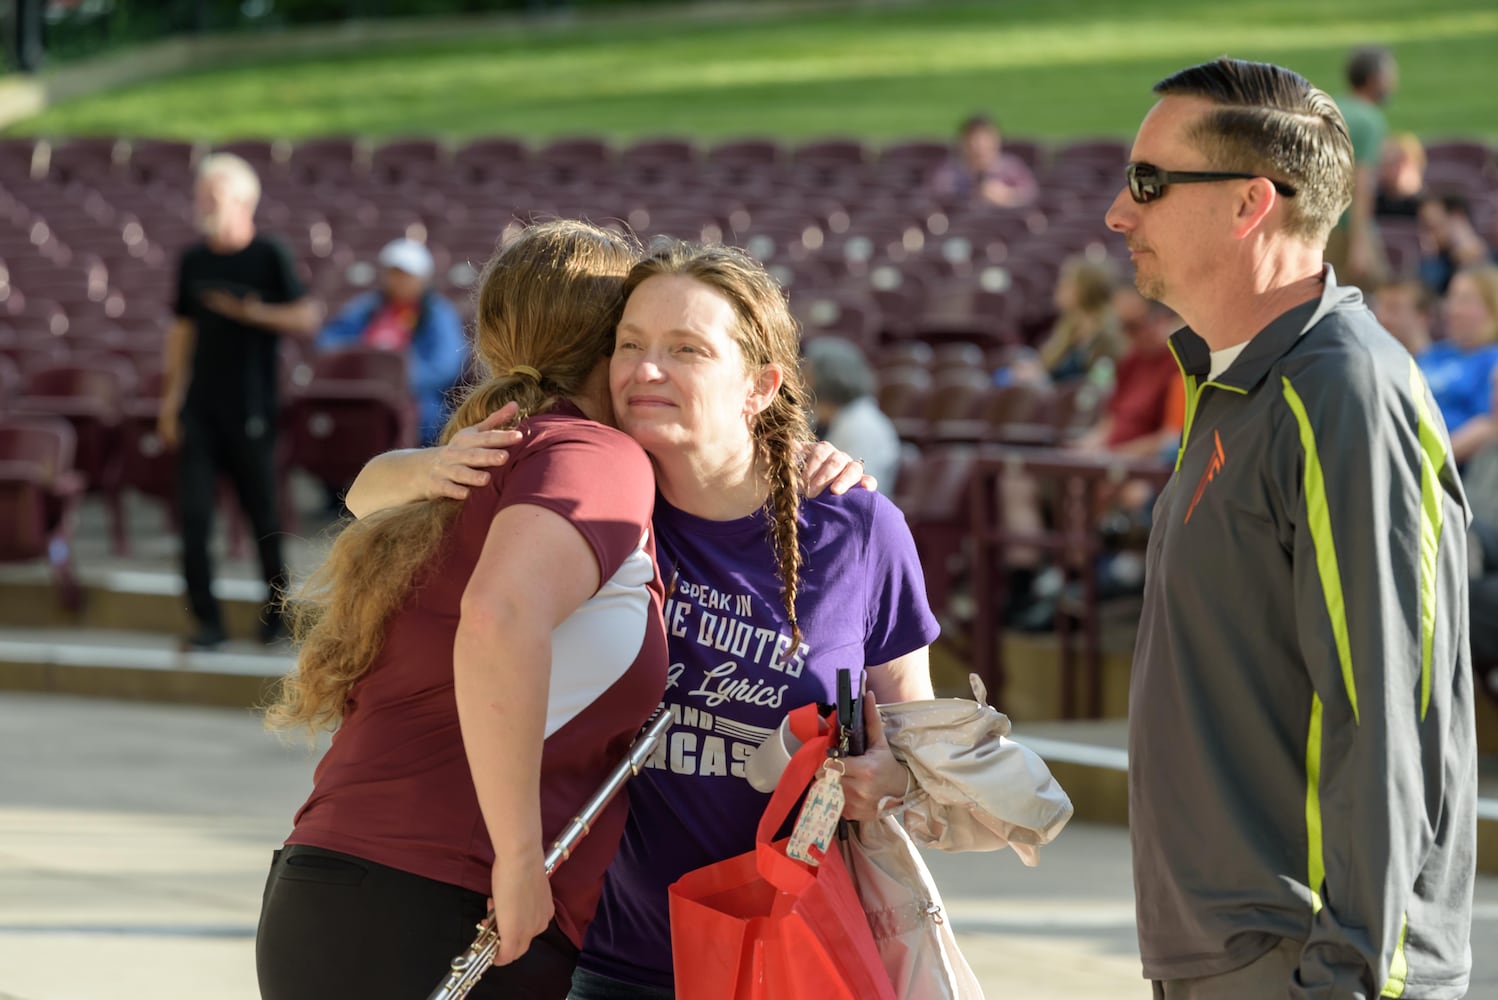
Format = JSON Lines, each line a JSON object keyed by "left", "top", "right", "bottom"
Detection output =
{"left": 0, "top": 415, "right": 85, "bottom": 609}
{"left": 900, "top": 442, "right": 979, "bottom": 623}
{"left": 12, "top": 356, "right": 135, "bottom": 554}
{"left": 281, "top": 347, "right": 418, "bottom": 517}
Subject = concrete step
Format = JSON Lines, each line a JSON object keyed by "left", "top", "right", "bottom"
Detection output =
{"left": 0, "top": 564, "right": 278, "bottom": 637}
{"left": 0, "top": 485, "right": 335, "bottom": 639}
{"left": 0, "top": 627, "right": 289, "bottom": 708}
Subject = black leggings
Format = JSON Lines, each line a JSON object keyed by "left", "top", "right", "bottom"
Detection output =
{"left": 256, "top": 844, "right": 578, "bottom": 1000}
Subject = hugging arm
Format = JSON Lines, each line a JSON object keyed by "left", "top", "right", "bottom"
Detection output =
{"left": 343, "top": 403, "right": 524, "bottom": 517}
{"left": 455, "top": 501, "right": 600, "bottom": 965}
{"left": 345, "top": 405, "right": 875, "bottom": 518}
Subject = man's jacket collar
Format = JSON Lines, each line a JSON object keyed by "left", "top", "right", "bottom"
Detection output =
{"left": 1168, "top": 265, "right": 1365, "bottom": 389}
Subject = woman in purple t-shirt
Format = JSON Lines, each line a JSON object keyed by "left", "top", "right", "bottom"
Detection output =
{"left": 348, "top": 240, "right": 941, "bottom": 999}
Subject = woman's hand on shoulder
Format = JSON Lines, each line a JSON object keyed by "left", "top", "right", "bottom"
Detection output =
{"left": 428, "top": 402, "right": 526, "bottom": 500}
{"left": 800, "top": 440, "right": 877, "bottom": 497}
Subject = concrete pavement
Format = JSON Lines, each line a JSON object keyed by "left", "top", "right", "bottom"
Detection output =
{"left": 0, "top": 692, "right": 1156, "bottom": 1000}
{"left": 4, "top": 693, "right": 1497, "bottom": 1000}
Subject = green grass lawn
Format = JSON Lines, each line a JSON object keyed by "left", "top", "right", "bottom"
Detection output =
{"left": 9, "top": 0, "right": 1498, "bottom": 143}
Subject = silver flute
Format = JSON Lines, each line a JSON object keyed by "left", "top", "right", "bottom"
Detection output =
{"left": 424, "top": 710, "right": 672, "bottom": 1000}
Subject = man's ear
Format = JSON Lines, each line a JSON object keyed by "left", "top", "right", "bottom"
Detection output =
{"left": 745, "top": 363, "right": 785, "bottom": 418}
{"left": 1231, "top": 177, "right": 1280, "bottom": 240}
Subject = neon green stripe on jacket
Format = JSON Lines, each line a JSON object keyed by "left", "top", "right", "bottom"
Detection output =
{"left": 1281, "top": 376, "right": 1359, "bottom": 724}
{"left": 1381, "top": 914, "right": 1410, "bottom": 997}
{"left": 1306, "top": 692, "right": 1325, "bottom": 911}
{"left": 1409, "top": 359, "right": 1446, "bottom": 721}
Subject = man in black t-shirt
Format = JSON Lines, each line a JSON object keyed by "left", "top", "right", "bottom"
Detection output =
{"left": 160, "top": 153, "right": 321, "bottom": 649}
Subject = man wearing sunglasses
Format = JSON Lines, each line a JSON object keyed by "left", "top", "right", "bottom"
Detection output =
{"left": 1108, "top": 58, "right": 1475, "bottom": 1000}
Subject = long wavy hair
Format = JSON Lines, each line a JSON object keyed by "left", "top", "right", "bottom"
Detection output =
{"left": 1038, "top": 254, "right": 1120, "bottom": 375}
{"left": 266, "top": 220, "right": 640, "bottom": 734}
{"left": 624, "top": 241, "right": 814, "bottom": 645}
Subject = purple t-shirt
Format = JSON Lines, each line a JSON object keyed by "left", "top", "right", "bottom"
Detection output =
{"left": 579, "top": 486, "right": 940, "bottom": 988}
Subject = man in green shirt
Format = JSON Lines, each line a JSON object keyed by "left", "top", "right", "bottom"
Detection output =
{"left": 1327, "top": 45, "right": 1397, "bottom": 289}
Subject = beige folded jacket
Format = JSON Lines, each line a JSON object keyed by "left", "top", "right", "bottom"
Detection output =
{"left": 744, "top": 674, "right": 1074, "bottom": 999}
{"left": 745, "top": 673, "right": 1075, "bottom": 862}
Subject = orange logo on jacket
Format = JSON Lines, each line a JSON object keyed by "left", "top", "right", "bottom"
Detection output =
{"left": 1184, "top": 430, "right": 1225, "bottom": 525}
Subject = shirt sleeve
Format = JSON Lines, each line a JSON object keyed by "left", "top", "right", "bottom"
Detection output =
{"left": 317, "top": 293, "right": 374, "bottom": 350}
{"left": 926, "top": 160, "right": 959, "bottom": 196}
{"left": 497, "top": 419, "right": 657, "bottom": 588}
{"left": 1276, "top": 349, "right": 1470, "bottom": 999}
{"left": 997, "top": 154, "right": 1039, "bottom": 204}
{"left": 860, "top": 491, "right": 941, "bottom": 666}
{"left": 173, "top": 249, "right": 194, "bottom": 318}
{"left": 267, "top": 238, "right": 308, "bottom": 304}
{"left": 409, "top": 296, "right": 469, "bottom": 398}
{"left": 1459, "top": 351, "right": 1498, "bottom": 429}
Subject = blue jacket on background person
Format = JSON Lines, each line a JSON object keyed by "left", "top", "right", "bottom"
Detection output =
{"left": 317, "top": 238, "right": 468, "bottom": 445}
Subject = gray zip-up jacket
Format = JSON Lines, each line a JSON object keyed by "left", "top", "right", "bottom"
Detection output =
{"left": 1130, "top": 270, "right": 1476, "bottom": 998}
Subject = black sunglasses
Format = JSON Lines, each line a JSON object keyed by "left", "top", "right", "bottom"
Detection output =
{"left": 1125, "top": 162, "right": 1297, "bottom": 204}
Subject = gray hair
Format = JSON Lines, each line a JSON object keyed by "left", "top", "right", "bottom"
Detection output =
{"left": 803, "top": 335, "right": 876, "bottom": 407}
{"left": 196, "top": 152, "right": 261, "bottom": 207}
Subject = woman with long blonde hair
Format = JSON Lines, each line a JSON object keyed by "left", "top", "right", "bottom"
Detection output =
{"left": 1034, "top": 253, "right": 1124, "bottom": 383}
{"left": 256, "top": 220, "right": 669, "bottom": 1000}
{"left": 346, "top": 239, "right": 942, "bottom": 998}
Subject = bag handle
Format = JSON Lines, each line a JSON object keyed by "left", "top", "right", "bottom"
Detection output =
{"left": 753, "top": 704, "right": 834, "bottom": 892}
{"left": 754, "top": 703, "right": 829, "bottom": 846}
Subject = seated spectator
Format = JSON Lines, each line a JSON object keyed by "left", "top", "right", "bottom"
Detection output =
{"left": 1426, "top": 264, "right": 1498, "bottom": 462}
{"left": 1375, "top": 131, "right": 1425, "bottom": 218}
{"left": 1370, "top": 275, "right": 1433, "bottom": 357}
{"left": 1060, "top": 288, "right": 1184, "bottom": 601}
{"left": 802, "top": 335, "right": 901, "bottom": 494}
{"left": 1418, "top": 193, "right": 1497, "bottom": 297}
{"left": 318, "top": 238, "right": 467, "bottom": 445}
{"left": 1028, "top": 255, "right": 1123, "bottom": 386}
{"left": 1067, "top": 287, "right": 1183, "bottom": 460}
{"left": 1000, "top": 285, "right": 1175, "bottom": 628}
{"left": 927, "top": 112, "right": 1038, "bottom": 209}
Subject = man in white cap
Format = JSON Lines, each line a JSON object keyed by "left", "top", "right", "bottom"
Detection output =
{"left": 318, "top": 237, "right": 468, "bottom": 445}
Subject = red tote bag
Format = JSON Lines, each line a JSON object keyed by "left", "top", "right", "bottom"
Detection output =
{"left": 668, "top": 704, "right": 897, "bottom": 1000}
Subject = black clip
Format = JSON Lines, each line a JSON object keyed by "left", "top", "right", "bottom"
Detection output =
{"left": 836, "top": 668, "right": 866, "bottom": 759}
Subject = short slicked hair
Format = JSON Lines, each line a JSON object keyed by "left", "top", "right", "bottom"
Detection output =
{"left": 1154, "top": 57, "right": 1353, "bottom": 245}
